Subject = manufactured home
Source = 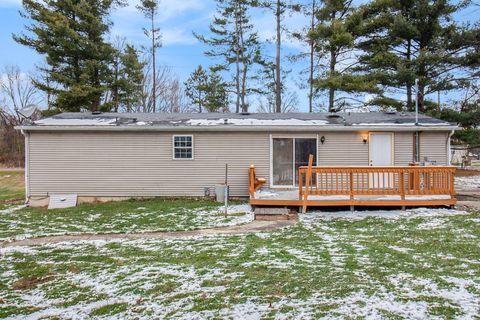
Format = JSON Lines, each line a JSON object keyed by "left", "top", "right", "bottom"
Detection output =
{"left": 17, "top": 112, "right": 458, "bottom": 209}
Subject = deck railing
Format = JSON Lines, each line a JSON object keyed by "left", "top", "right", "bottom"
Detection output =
{"left": 299, "top": 155, "right": 456, "bottom": 211}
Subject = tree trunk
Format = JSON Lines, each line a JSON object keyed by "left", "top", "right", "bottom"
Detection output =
{"left": 239, "top": 3, "right": 247, "bottom": 112}
{"left": 275, "top": 0, "right": 282, "bottom": 113}
{"left": 406, "top": 39, "right": 413, "bottom": 111}
{"left": 151, "top": 11, "right": 157, "bottom": 113}
{"left": 308, "top": 0, "right": 315, "bottom": 113}
{"left": 234, "top": 3, "right": 241, "bottom": 113}
{"left": 328, "top": 49, "right": 336, "bottom": 112}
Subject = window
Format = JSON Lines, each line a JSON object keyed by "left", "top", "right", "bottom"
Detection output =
{"left": 173, "top": 135, "right": 193, "bottom": 159}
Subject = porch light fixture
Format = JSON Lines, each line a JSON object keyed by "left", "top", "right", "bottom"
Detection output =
{"left": 363, "top": 135, "right": 368, "bottom": 144}
{"left": 320, "top": 136, "right": 326, "bottom": 144}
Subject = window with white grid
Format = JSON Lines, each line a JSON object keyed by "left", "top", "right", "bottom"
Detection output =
{"left": 173, "top": 135, "right": 193, "bottom": 159}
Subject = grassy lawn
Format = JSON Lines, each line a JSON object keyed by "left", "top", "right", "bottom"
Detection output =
{"left": 0, "top": 170, "right": 24, "bottom": 210}
{"left": 0, "top": 170, "right": 250, "bottom": 241}
{"left": 1, "top": 208, "right": 479, "bottom": 318}
{"left": 1, "top": 169, "right": 479, "bottom": 318}
{"left": 0, "top": 199, "right": 251, "bottom": 241}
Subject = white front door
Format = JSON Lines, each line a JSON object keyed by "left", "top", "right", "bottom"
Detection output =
{"left": 369, "top": 133, "right": 394, "bottom": 188}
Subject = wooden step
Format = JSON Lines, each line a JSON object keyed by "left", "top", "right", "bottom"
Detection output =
{"left": 254, "top": 207, "right": 296, "bottom": 221}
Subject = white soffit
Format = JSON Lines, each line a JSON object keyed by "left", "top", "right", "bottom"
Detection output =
{"left": 48, "top": 194, "right": 78, "bottom": 209}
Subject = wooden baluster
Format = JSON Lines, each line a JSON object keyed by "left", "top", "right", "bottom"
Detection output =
{"left": 400, "top": 170, "right": 405, "bottom": 201}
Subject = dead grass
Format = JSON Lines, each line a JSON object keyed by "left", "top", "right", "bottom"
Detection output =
{"left": 11, "top": 275, "right": 55, "bottom": 291}
{"left": 0, "top": 170, "right": 25, "bottom": 208}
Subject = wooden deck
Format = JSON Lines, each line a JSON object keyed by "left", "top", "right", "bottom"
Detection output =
{"left": 248, "top": 157, "right": 457, "bottom": 210}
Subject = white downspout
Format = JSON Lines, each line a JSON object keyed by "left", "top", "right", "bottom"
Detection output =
{"left": 447, "top": 130, "right": 453, "bottom": 166}
{"left": 21, "top": 129, "right": 30, "bottom": 204}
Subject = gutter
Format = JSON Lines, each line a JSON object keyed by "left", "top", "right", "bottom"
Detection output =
{"left": 15, "top": 125, "right": 460, "bottom": 133}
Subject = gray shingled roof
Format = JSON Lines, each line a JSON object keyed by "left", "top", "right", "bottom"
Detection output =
{"left": 19, "top": 111, "right": 457, "bottom": 131}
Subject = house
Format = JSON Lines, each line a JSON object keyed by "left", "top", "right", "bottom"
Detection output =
{"left": 17, "top": 112, "right": 458, "bottom": 208}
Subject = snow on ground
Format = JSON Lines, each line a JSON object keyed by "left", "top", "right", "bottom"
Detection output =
{"left": 299, "top": 207, "right": 469, "bottom": 222}
{"left": 0, "top": 204, "right": 26, "bottom": 214}
{"left": 0, "top": 204, "right": 254, "bottom": 242}
{"left": 455, "top": 175, "right": 480, "bottom": 189}
{"left": 0, "top": 206, "right": 478, "bottom": 319}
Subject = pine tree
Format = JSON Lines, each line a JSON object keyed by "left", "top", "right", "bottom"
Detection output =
{"left": 309, "top": 0, "right": 379, "bottom": 112}
{"left": 185, "top": 65, "right": 209, "bottom": 113}
{"left": 194, "top": 0, "right": 262, "bottom": 113}
{"left": 185, "top": 66, "right": 228, "bottom": 113}
{"left": 137, "top": 0, "right": 162, "bottom": 113}
{"left": 205, "top": 72, "right": 229, "bottom": 113}
{"left": 118, "top": 45, "right": 145, "bottom": 112}
{"left": 356, "top": 0, "right": 480, "bottom": 112}
{"left": 14, "top": 0, "right": 119, "bottom": 112}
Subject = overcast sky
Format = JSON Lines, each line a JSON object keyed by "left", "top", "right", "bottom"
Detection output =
{"left": 0, "top": 0, "right": 477, "bottom": 112}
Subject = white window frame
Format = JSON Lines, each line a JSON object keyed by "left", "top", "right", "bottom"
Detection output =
{"left": 269, "top": 134, "right": 319, "bottom": 188}
{"left": 172, "top": 135, "right": 194, "bottom": 160}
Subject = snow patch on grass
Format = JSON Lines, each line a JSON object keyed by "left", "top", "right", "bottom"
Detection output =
{"left": 300, "top": 207, "right": 470, "bottom": 222}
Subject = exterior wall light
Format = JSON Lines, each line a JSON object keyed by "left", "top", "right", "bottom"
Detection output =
{"left": 363, "top": 135, "right": 368, "bottom": 144}
{"left": 320, "top": 136, "right": 326, "bottom": 144}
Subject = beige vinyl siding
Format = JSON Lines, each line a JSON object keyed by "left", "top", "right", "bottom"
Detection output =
{"left": 27, "top": 129, "right": 451, "bottom": 198}
{"left": 317, "top": 131, "right": 369, "bottom": 166}
{"left": 28, "top": 131, "right": 270, "bottom": 197}
{"left": 420, "top": 131, "right": 448, "bottom": 165}
{"left": 394, "top": 132, "right": 414, "bottom": 165}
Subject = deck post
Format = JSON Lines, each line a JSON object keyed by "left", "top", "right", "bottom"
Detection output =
{"left": 350, "top": 170, "right": 354, "bottom": 212}
{"left": 302, "top": 154, "right": 314, "bottom": 213}
{"left": 298, "top": 169, "right": 303, "bottom": 200}
{"left": 248, "top": 165, "right": 255, "bottom": 199}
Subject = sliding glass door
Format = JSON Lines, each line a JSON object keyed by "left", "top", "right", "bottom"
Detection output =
{"left": 272, "top": 137, "right": 317, "bottom": 187}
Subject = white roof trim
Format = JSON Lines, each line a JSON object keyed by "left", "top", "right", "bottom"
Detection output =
{"left": 16, "top": 124, "right": 459, "bottom": 132}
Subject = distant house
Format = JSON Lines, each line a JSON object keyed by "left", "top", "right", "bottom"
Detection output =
{"left": 17, "top": 112, "right": 457, "bottom": 208}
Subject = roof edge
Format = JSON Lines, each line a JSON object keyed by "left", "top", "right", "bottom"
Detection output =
{"left": 16, "top": 125, "right": 459, "bottom": 132}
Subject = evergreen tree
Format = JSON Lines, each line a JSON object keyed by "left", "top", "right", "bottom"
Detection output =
{"left": 137, "top": 0, "right": 162, "bottom": 113}
{"left": 309, "top": 0, "right": 379, "bottom": 112}
{"left": 356, "top": 0, "right": 480, "bottom": 112}
{"left": 194, "top": 0, "right": 262, "bottom": 113}
{"left": 185, "top": 65, "right": 209, "bottom": 113}
{"left": 117, "top": 45, "right": 145, "bottom": 112}
{"left": 14, "top": 0, "right": 119, "bottom": 112}
{"left": 205, "top": 72, "right": 229, "bottom": 113}
{"left": 185, "top": 66, "right": 228, "bottom": 113}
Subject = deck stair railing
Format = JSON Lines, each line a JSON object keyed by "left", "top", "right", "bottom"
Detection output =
{"left": 299, "top": 154, "right": 456, "bottom": 211}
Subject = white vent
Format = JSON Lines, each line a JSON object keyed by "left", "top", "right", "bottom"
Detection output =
{"left": 48, "top": 194, "right": 78, "bottom": 209}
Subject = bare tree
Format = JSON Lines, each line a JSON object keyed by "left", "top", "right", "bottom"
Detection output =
{"left": 0, "top": 65, "right": 41, "bottom": 167}
{"left": 137, "top": 0, "right": 162, "bottom": 113}
{"left": 256, "top": 90, "right": 298, "bottom": 113}
{"left": 0, "top": 65, "right": 40, "bottom": 118}
{"left": 138, "top": 63, "right": 191, "bottom": 113}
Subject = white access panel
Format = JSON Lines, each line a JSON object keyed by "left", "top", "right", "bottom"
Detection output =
{"left": 48, "top": 194, "right": 78, "bottom": 209}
